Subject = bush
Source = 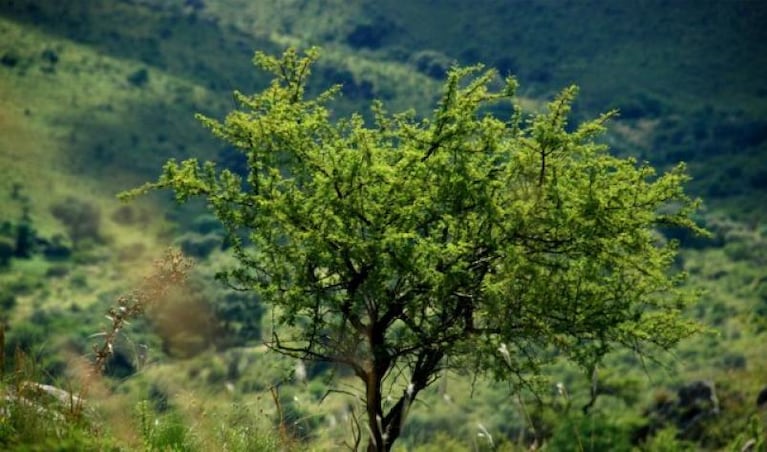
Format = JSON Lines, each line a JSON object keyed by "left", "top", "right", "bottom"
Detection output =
{"left": 50, "top": 197, "right": 102, "bottom": 249}
{"left": 174, "top": 232, "right": 219, "bottom": 259}
{"left": 117, "top": 242, "right": 146, "bottom": 261}
{"left": 127, "top": 68, "right": 150, "bottom": 87}
{"left": 135, "top": 402, "right": 193, "bottom": 451}
{"left": 1, "top": 51, "right": 20, "bottom": 68}
{"left": 13, "top": 222, "right": 35, "bottom": 258}
{"left": 547, "top": 413, "right": 635, "bottom": 451}
{"left": 410, "top": 50, "right": 453, "bottom": 79}
{"left": 276, "top": 388, "right": 321, "bottom": 441}
{"left": 617, "top": 92, "right": 666, "bottom": 120}
{"left": 319, "top": 66, "right": 374, "bottom": 100}
{"left": 345, "top": 17, "right": 396, "bottom": 49}
{"left": 190, "top": 214, "right": 224, "bottom": 235}
{"left": 42, "top": 235, "right": 72, "bottom": 261}
{"left": 0, "top": 290, "right": 16, "bottom": 319}
{"left": 44, "top": 264, "right": 69, "bottom": 278}
{"left": 213, "top": 403, "right": 279, "bottom": 451}
{"left": 2, "top": 322, "right": 45, "bottom": 357}
{"left": 0, "top": 237, "right": 13, "bottom": 267}
{"left": 103, "top": 347, "right": 136, "bottom": 379}
{"left": 641, "top": 427, "right": 696, "bottom": 451}
{"left": 216, "top": 290, "right": 265, "bottom": 345}
{"left": 719, "top": 352, "right": 747, "bottom": 370}
{"left": 401, "top": 404, "right": 469, "bottom": 447}
{"left": 148, "top": 281, "right": 221, "bottom": 358}
{"left": 40, "top": 48, "right": 59, "bottom": 65}
{"left": 111, "top": 205, "right": 146, "bottom": 225}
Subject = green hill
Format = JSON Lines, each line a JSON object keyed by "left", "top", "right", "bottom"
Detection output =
{"left": 1, "top": 1, "right": 766, "bottom": 450}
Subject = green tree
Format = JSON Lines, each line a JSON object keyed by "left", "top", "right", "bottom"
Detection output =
{"left": 124, "top": 48, "right": 704, "bottom": 451}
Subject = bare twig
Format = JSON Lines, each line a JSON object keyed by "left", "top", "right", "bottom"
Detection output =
{"left": 92, "top": 248, "right": 192, "bottom": 373}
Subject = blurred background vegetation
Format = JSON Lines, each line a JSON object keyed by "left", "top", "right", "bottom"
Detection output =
{"left": 1, "top": 0, "right": 766, "bottom": 450}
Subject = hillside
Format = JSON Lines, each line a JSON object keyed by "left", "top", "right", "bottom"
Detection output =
{"left": 1, "top": 1, "right": 766, "bottom": 450}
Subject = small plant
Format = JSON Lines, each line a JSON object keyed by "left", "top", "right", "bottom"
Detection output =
{"left": 642, "top": 427, "right": 696, "bottom": 452}
{"left": 136, "top": 400, "right": 194, "bottom": 451}
{"left": 92, "top": 248, "right": 193, "bottom": 373}
{"left": 727, "top": 414, "right": 765, "bottom": 452}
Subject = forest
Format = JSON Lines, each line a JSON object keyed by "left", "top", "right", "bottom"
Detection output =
{"left": 1, "top": 1, "right": 766, "bottom": 450}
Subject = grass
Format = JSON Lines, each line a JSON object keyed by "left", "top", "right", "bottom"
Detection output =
{"left": 0, "top": 349, "right": 287, "bottom": 451}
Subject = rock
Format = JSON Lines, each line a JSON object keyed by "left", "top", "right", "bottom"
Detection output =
{"left": 676, "top": 380, "right": 719, "bottom": 430}
{"left": 2, "top": 381, "right": 86, "bottom": 422}
{"left": 637, "top": 380, "right": 720, "bottom": 443}
{"left": 23, "top": 381, "right": 83, "bottom": 407}
{"left": 740, "top": 438, "right": 756, "bottom": 452}
{"left": 757, "top": 386, "right": 767, "bottom": 408}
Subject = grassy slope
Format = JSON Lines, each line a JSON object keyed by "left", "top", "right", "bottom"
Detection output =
{"left": 1, "top": 0, "right": 767, "bottom": 449}
{"left": 0, "top": 15, "right": 207, "bottom": 227}
{"left": 0, "top": 4, "right": 451, "bottom": 448}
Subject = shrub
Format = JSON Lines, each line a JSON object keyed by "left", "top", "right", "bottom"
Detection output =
{"left": 42, "top": 234, "right": 72, "bottom": 261}
{"left": 275, "top": 387, "right": 321, "bottom": 441}
{"left": 2, "top": 323, "right": 45, "bottom": 356}
{"left": 547, "top": 412, "right": 635, "bottom": 451}
{"left": 319, "top": 66, "right": 374, "bottom": 100}
{"left": 174, "top": 232, "right": 219, "bottom": 259}
{"left": 719, "top": 352, "right": 747, "bottom": 370}
{"left": 0, "top": 237, "right": 13, "bottom": 267}
{"left": 345, "top": 17, "right": 396, "bottom": 49}
{"left": 136, "top": 401, "right": 193, "bottom": 451}
{"left": 0, "top": 290, "right": 16, "bottom": 318}
{"left": 410, "top": 49, "right": 453, "bottom": 79}
{"left": 44, "top": 264, "right": 69, "bottom": 278}
{"left": 1, "top": 51, "right": 20, "bottom": 68}
{"left": 127, "top": 68, "right": 150, "bottom": 87}
{"left": 13, "top": 221, "right": 35, "bottom": 258}
{"left": 190, "top": 214, "right": 224, "bottom": 235}
{"left": 50, "top": 197, "right": 102, "bottom": 249}
{"left": 40, "top": 48, "right": 59, "bottom": 65}
{"left": 216, "top": 290, "right": 264, "bottom": 345}
{"left": 213, "top": 403, "right": 279, "bottom": 451}
{"left": 111, "top": 205, "right": 141, "bottom": 225}
{"left": 117, "top": 242, "right": 146, "bottom": 261}
{"left": 641, "top": 427, "right": 696, "bottom": 451}
{"left": 103, "top": 347, "right": 136, "bottom": 379}
{"left": 617, "top": 92, "right": 666, "bottom": 120}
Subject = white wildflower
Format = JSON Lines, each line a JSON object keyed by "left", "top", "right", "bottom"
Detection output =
{"left": 556, "top": 382, "right": 567, "bottom": 398}
{"left": 477, "top": 423, "right": 494, "bottom": 446}
{"left": 294, "top": 360, "right": 307, "bottom": 383}
{"left": 498, "top": 343, "right": 511, "bottom": 366}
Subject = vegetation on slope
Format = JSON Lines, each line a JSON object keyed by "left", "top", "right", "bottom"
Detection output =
{"left": 1, "top": 0, "right": 766, "bottom": 450}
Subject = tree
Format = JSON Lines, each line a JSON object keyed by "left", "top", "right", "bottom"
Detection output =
{"left": 123, "top": 48, "right": 704, "bottom": 450}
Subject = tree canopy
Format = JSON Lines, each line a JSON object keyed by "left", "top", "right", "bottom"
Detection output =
{"left": 123, "top": 47, "right": 704, "bottom": 451}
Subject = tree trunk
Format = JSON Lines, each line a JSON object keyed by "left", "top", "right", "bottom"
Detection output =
{"left": 366, "top": 370, "right": 385, "bottom": 451}
{"left": 365, "top": 349, "right": 444, "bottom": 451}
